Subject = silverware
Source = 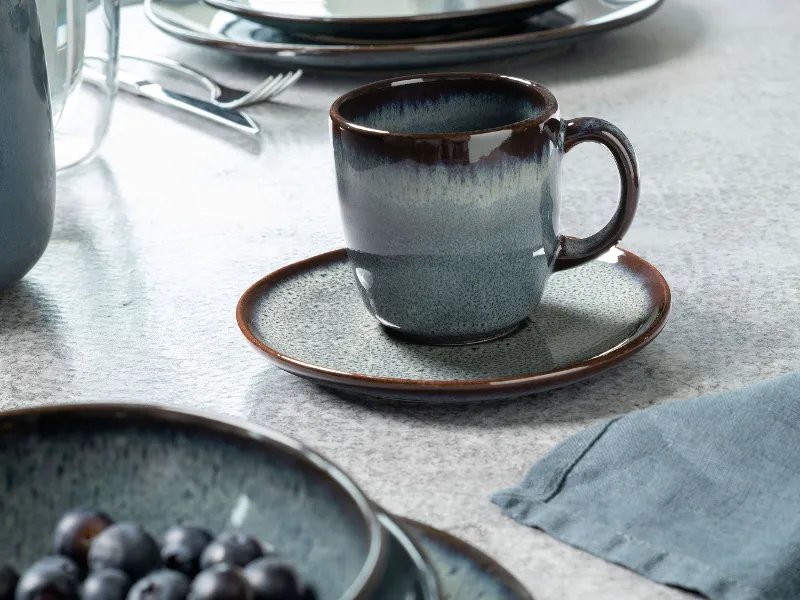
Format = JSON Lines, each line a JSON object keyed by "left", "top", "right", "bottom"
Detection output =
{"left": 121, "top": 54, "right": 303, "bottom": 108}
{"left": 116, "top": 69, "right": 260, "bottom": 135}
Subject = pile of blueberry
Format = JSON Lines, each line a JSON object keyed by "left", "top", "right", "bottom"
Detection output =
{"left": 0, "top": 509, "right": 316, "bottom": 600}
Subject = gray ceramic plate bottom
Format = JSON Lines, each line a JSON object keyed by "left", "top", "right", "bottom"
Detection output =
{"left": 236, "top": 248, "right": 670, "bottom": 402}
{"left": 399, "top": 518, "right": 535, "bottom": 600}
{"left": 144, "top": 0, "right": 663, "bottom": 70}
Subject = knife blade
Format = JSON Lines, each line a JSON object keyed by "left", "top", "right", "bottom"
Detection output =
{"left": 116, "top": 70, "right": 259, "bottom": 136}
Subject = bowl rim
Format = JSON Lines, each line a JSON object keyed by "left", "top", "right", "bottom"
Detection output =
{"left": 0, "top": 402, "right": 388, "bottom": 600}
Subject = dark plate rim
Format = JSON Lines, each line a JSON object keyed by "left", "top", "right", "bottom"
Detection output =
{"left": 0, "top": 402, "right": 388, "bottom": 600}
{"left": 144, "top": 0, "right": 664, "bottom": 57}
{"left": 235, "top": 247, "right": 671, "bottom": 397}
{"left": 374, "top": 510, "right": 441, "bottom": 600}
{"left": 397, "top": 516, "right": 536, "bottom": 600}
{"left": 202, "top": 0, "right": 565, "bottom": 27}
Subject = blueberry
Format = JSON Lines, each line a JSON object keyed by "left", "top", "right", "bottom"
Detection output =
{"left": 127, "top": 569, "right": 190, "bottom": 600}
{"left": 15, "top": 556, "right": 80, "bottom": 600}
{"left": 0, "top": 565, "right": 18, "bottom": 600}
{"left": 243, "top": 558, "right": 305, "bottom": 600}
{"left": 161, "top": 526, "right": 213, "bottom": 577}
{"left": 189, "top": 564, "right": 253, "bottom": 600}
{"left": 53, "top": 508, "right": 114, "bottom": 570}
{"left": 81, "top": 568, "right": 131, "bottom": 600}
{"left": 87, "top": 523, "right": 161, "bottom": 580}
{"left": 299, "top": 588, "right": 316, "bottom": 600}
{"left": 199, "top": 534, "right": 263, "bottom": 569}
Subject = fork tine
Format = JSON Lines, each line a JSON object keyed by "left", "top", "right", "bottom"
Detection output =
{"left": 262, "top": 70, "right": 302, "bottom": 101}
{"left": 256, "top": 71, "right": 295, "bottom": 100}
{"left": 259, "top": 73, "right": 290, "bottom": 97}
{"left": 238, "top": 76, "right": 286, "bottom": 107}
{"left": 223, "top": 70, "right": 303, "bottom": 108}
{"left": 233, "top": 74, "right": 279, "bottom": 105}
{"left": 276, "top": 70, "right": 303, "bottom": 94}
{"left": 239, "top": 73, "right": 287, "bottom": 107}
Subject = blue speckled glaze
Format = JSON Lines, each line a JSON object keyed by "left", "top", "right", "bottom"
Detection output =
{"left": 349, "top": 92, "right": 540, "bottom": 135}
{"left": 0, "top": 0, "right": 56, "bottom": 291}
{"left": 0, "top": 405, "right": 385, "bottom": 600}
{"left": 331, "top": 75, "right": 562, "bottom": 344}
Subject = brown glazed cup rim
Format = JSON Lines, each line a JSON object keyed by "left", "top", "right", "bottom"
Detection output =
{"left": 0, "top": 402, "right": 388, "bottom": 600}
{"left": 329, "top": 72, "right": 559, "bottom": 140}
{"left": 235, "top": 247, "right": 671, "bottom": 398}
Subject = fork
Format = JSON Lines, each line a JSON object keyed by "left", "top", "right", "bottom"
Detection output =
{"left": 120, "top": 54, "right": 303, "bottom": 108}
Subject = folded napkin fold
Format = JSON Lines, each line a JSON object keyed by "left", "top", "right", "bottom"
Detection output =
{"left": 492, "top": 373, "right": 800, "bottom": 600}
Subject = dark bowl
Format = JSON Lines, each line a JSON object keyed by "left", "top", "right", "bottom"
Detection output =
{"left": 0, "top": 403, "right": 387, "bottom": 600}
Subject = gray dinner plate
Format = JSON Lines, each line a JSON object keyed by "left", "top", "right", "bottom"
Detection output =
{"left": 145, "top": 0, "right": 663, "bottom": 70}
{"left": 201, "top": 0, "right": 567, "bottom": 39}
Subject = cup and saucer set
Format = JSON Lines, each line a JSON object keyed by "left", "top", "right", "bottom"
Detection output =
{"left": 220, "top": 3, "right": 672, "bottom": 583}
{"left": 235, "top": 72, "right": 671, "bottom": 404}
{"left": 233, "top": 72, "right": 670, "bottom": 595}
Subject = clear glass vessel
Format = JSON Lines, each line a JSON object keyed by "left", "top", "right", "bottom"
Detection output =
{"left": 40, "top": 0, "right": 121, "bottom": 172}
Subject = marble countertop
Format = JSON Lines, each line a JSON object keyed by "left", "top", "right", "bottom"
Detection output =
{"left": 2, "top": 1, "right": 799, "bottom": 598}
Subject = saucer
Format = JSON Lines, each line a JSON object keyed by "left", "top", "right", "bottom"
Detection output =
{"left": 399, "top": 518, "right": 535, "bottom": 600}
{"left": 375, "top": 512, "right": 440, "bottom": 599}
{"left": 236, "top": 248, "right": 670, "bottom": 401}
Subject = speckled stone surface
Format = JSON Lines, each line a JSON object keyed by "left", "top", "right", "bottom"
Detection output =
{"left": 0, "top": 408, "right": 374, "bottom": 600}
{"left": 1, "top": 1, "right": 798, "bottom": 598}
{"left": 247, "top": 250, "right": 656, "bottom": 381}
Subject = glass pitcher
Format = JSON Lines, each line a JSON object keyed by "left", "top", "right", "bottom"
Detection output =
{"left": 38, "top": 0, "right": 121, "bottom": 172}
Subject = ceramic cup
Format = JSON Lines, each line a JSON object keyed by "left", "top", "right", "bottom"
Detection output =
{"left": 330, "top": 73, "right": 639, "bottom": 345}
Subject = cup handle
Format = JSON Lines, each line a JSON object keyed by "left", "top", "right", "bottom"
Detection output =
{"left": 553, "top": 117, "right": 640, "bottom": 272}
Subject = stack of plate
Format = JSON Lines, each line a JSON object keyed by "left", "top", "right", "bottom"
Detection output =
{"left": 144, "top": 0, "right": 664, "bottom": 70}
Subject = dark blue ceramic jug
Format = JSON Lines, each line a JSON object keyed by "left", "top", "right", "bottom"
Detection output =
{"left": 0, "top": 0, "right": 55, "bottom": 291}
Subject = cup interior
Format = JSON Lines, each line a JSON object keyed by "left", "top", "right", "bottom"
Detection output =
{"left": 334, "top": 75, "right": 552, "bottom": 135}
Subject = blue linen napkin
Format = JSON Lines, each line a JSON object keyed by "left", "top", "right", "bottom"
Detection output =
{"left": 492, "top": 372, "right": 800, "bottom": 600}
